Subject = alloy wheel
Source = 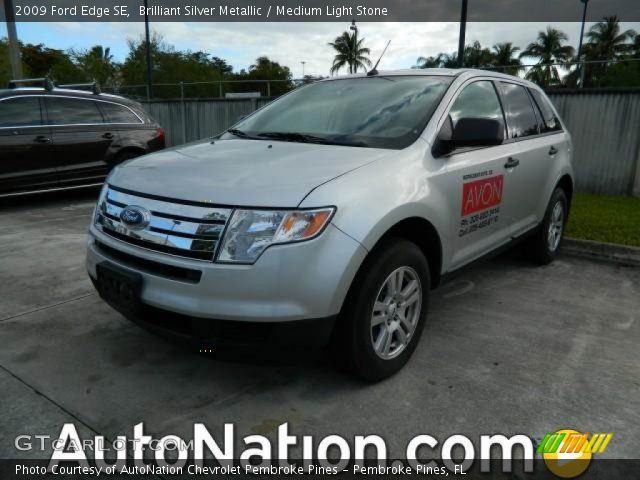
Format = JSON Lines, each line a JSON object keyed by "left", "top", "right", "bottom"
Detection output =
{"left": 547, "top": 201, "right": 564, "bottom": 252}
{"left": 370, "top": 266, "right": 422, "bottom": 360}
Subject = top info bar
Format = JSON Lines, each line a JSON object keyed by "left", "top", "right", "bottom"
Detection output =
{"left": 3, "top": 0, "right": 640, "bottom": 22}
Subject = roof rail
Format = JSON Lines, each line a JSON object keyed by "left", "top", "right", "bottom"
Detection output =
{"left": 8, "top": 77, "right": 55, "bottom": 91}
{"left": 57, "top": 80, "right": 101, "bottom": 95}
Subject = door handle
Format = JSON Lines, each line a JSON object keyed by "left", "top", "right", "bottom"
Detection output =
{"left": 504, "top": 157, "right": 520, "bottom": 169}
{"left": 548, "top": 146, "right": 558, "bottom": 155}
{"left": 102, "top": 133, "right": 115, "bottom": 140}
{"left": 34, "top": 135, "right": 51, "bottom": 144}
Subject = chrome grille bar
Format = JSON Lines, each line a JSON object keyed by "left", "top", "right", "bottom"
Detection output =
{"left": 95, "top": 185, "right": 232, "bottom": 261}
{"left": 106, "top": 187, "right": 229, "bottom": 222}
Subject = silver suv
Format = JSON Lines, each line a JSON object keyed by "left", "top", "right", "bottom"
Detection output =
{"left": 87, "top": 69, "right": 573, "bottom": 381}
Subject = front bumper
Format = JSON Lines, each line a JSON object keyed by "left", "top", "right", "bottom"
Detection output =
{"left": 90, "top": 275, "right": 337, "bottom": 348}
{"left": 86, "top": 222, "right": 368, "bottom": 324}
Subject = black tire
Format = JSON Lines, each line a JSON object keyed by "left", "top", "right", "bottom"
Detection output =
{"left": 333, "top": 238, "right": 430, "bottom": 382}
{"left": 526, "top": 187, "right": 568, "bottom": 265}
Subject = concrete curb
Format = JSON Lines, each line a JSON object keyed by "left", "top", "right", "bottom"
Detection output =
{"left": 562, "top": 237, "right": 640, "bottom": 267}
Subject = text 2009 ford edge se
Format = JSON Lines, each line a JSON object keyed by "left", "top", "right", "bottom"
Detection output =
{"left": 87, "top": 69, "right": 573, "bottom": 381}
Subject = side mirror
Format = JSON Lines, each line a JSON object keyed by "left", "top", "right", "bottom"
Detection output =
{"left": 432, "top": 115, "right": 454, "bottom": 157}
{"left": 453, "top": 117, "right": 504, "bottom": 148}
{"left": 433, "top": 116, "right": 504, "bottom": 157}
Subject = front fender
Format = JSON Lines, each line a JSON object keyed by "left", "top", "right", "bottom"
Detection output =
{"left": 300, "top": 146, "right": 455, "bottom": 276}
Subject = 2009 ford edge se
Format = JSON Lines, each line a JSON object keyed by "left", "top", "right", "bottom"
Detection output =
{"left": 87, "top": 69, "right": 573, "bottom": 381}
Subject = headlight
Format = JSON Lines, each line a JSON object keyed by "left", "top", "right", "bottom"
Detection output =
{"left": 217, "top": 207, "right": 335, "bottom": 263}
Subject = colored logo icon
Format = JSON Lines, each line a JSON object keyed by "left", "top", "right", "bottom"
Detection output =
{"left": 120, "top": 205, "right": 151, "bottom": 230}
{"left": 538, "top": 429, "right": 612, "bottom": 478}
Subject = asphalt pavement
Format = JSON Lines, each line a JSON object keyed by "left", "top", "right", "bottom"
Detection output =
{"left": 1, "top": 190, "right": 639, "bottom": 461}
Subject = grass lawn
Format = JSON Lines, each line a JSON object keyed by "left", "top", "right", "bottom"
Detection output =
{"left": 566, "top": 193, "right": 640, "bottom": 247}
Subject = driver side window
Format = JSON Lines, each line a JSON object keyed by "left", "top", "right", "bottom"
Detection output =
{"left": 449, "top": 81, "right": 505, "bottom": 133}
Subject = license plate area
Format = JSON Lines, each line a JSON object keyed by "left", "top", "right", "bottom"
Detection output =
{"left": 96, "top": 262, "right": 143, "bottom": 314}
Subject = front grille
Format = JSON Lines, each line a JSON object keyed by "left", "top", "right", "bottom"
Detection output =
{"left": 95, "top": 185, "right": 232, "bottom": 261}
{"left": 95, "top": 240, "right": 202, "bottom": 283}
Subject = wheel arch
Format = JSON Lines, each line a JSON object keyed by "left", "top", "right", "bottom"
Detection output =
{"left": 115, "top": 146, "right": 147, "bottom": 159}
{"left": 109, "top": 146, "right": 147, "bottom": 167}
{"left": 353, "top": 216, "right": 444, "bottom": 292}
{"left": 330, "top": 215, "right": 444, "bottom": 373}
{"left": 376, "top": 217, "right": 443, "bottom": 288}
{"left": 556, "top": 173, "right": 574, "bottom": 214}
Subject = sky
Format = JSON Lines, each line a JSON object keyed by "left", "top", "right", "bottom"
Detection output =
{"left": 2, "top": 21, "right": 640, "bottom": 78}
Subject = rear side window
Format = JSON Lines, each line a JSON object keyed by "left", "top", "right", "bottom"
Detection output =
{"left": 530, "top": 89, "right": 562, "bottom": 133}
{"left": 45, "top": 97, "right": 104, "bottom": 125}
{"left": 100, "top": 102, "right": 141, "bottom": 124}
{"left": 499, "top": 83, "right": 539, "bottom": 139}
{"left": 449, "top": 80, "right": 505, "bottom": 130}
{"left": 0, "top": 97, "right": 42, "bottom": 127}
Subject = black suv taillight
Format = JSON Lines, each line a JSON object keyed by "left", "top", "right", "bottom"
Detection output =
{"left": 156, "top": 127, "right": 165, "bottom": 145}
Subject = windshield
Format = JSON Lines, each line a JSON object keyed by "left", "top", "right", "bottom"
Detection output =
{"left": 222, "top": 75, "right": 453, "bottom": 149}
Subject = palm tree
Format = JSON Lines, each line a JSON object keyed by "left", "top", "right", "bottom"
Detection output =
{"left": 585, "top": 16, "right": 635, "bottom": 60}
{"left": 419, "top": 48, "right": 493, "bottom": 70}
{"left": 580, "top": 16, "right": 636, "bottom": 86}
{"left": 491, "top": 42, "right": 522, "bottom": 76}
{"left": 520, "top": 27, "right": 574, "bottom": 87}
{"left": 633, "top": 32, "right": 640, "bottom": 59}
{"left": 328, "top": 31, "right": 371, "bottom": 75}
{"left": 441, "top": 53, "right": 459, "bottom": 68}
{"left": 463, "top": 41, "right": 493, "bottom": 68}
{"left": 73, "top": 45, "right": 118, "bottom": 87}
{"left": 415, "top": 54, "right": 444, "bottom": 69}
{"left": 93, "top": 45, "right": 113, "bottom": 63}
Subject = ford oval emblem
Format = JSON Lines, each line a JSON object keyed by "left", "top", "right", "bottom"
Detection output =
{"left": 119, "top": 205, "right": 150, "bottom": 230}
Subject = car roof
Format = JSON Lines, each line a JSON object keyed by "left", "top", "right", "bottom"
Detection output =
{"left": 321, "top": 68, "right": 460, "bottom": 79}
{"left": 320, "top": 68, "right": 540, "bottom": 89}
{"left": 0, "top": 87, "right": 138, "bottom": 104}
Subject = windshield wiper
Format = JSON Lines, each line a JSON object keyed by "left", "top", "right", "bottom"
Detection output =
{"left": 256, "top": 132, "right": 325, "bottom": 143}
{"left": 227, "top": 128, "right": 252, "bottom": 138}
{"left": 256, "top": 132, "right": 368, "bottom": 147}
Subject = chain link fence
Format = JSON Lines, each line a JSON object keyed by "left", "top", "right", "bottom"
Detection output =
{"left": 101, "top": 79, "right": 309, "bottom": 101}
{"left": 100, "top": 58, "right": 640, "bottom": 102}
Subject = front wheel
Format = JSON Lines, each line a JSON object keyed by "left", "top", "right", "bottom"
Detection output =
{"left": 526, "top": 187, "right": 568, "bottom": 265}
{"left": 333, "top": 239, "right": 430, "bottom": 382}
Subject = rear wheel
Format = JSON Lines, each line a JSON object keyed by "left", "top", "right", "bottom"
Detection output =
{"left": 333, "top": 239, "right": 430, "bottom": 382}
{"left": 526, "top": 187, "right": 568, "bottom": 264}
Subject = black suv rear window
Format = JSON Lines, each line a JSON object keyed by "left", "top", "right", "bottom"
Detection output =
{"left": 100, "top": 102, "right": 141, "bottom": 124}
{"left": 0, "top": 97, "right": 42, "bottom": 127}
{"left": 45, "top": 97, "right": 104, "bottom": 125}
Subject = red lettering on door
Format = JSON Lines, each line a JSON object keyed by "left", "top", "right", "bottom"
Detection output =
{"left": 461, "top": 175, "right": 503, "bottom": 217}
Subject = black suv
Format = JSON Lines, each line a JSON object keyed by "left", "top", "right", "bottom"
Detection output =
{"left": 0, "top": 79, "right": 165, "bottom": 197}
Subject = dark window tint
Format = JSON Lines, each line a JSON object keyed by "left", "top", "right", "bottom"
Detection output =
{"left": 499, "top": 83, "right": 539, "bottom": 138}
{"left": 530, "top": 89, "right": 562, "bottom": 133}
{"left": 100, "top": 102, "right": 141, "bottom": 123}
{"left": 45, "top": 97, "right": 104, "bottom": 125}
{"left": 0, "top": 97, "right": 42, "bottom": 127}
{"left": 449, "top": 81, "right": 505, "bottom": 129}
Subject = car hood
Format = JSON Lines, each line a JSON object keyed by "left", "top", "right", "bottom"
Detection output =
{"left": 108, "top": 138, "right": 390, "bottom": 207}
